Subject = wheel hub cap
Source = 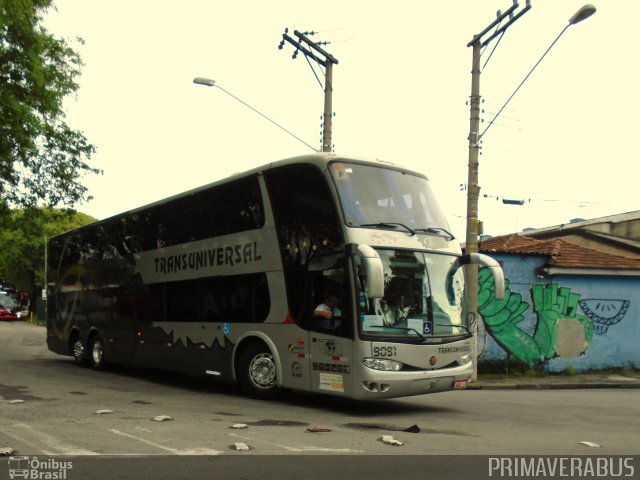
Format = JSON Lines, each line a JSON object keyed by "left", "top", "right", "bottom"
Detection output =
{"left": 249, "top": 353, "right": 276, "bottom": 389}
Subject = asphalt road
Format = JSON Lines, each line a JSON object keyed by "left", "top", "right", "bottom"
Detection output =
{"left": 1, "top": 321, "right": 639, "bottom": 479}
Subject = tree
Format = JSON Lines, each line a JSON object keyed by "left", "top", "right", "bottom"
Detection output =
{"left": 0, "top": 0, "right": 101, "bottom": 211}
{"left": 0, "top": 208, "right": 95, "bottom": 301}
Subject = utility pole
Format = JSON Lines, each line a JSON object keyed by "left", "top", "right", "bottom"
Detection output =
{"left": 322, "top": 60, "right": 334, "bottom": 153}
{"left": 466, "top": 0, "right": 531, "bottom": 381}
{"left": 465, "top": 2, "right": 596, "bottom": 380}
{"left": 466, "top": 40, "right": 482, "bottom": 379}
{"left": 279, "top": 29, "right": 339, "bottom": 152}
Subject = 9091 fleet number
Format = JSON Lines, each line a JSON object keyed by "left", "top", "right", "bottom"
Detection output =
{"left": 373, "top": 346, "right": 397, "bottom": 357}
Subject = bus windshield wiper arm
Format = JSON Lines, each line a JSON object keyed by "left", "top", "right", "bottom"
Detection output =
{"left": 414, "top": 227, "right": 455, "bottom": 240}
{"left": 436, "top": 323, "right": 471, "bottom": 335}
{"left": 359, "top": 223, "right": 416, "bottom": 236}
{"left": 369, "top": 325, "right": 427, "bottom": 341}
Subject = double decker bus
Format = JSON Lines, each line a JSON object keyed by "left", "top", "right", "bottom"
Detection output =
{"left": 46, "top": 153, "right": 503, "bottom": 400}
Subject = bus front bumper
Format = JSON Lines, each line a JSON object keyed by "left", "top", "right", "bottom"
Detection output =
{"left": 352, "top": 362, "right": 473, "bottom": 400}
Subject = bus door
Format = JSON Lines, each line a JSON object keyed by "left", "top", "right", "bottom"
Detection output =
{"left": 306, "top": 254, "right": 354, "bottom": 397}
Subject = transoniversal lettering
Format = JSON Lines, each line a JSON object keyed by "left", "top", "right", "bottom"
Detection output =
{"left": 134, "top": 234, "right": 280, "bottom": 285}
{"left": 153, "top": 242, "right": 262, "bottom": 275}
{"left": 438, "top": 345, "right": 472, "bottom": 355}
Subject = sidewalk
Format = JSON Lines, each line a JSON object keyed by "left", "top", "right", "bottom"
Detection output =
{"left": 470, "top": 371, "right": 640, "bottom": 390}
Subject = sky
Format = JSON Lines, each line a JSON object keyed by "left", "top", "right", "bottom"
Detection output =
{"left": 43, "top": 0, "right": 639, "bottom": 239}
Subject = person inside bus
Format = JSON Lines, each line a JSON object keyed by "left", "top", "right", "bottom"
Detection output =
{"left": 380, "top": 293, "right": 414, "bottom": 326}
{"left": 313, "top": 293, "right": 342, "bottom": 331}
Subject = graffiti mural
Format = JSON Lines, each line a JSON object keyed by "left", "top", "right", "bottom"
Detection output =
{"left": 578, "top": 299, "right": 630, "bottom": 335}
{"left": 477, "top": 268, "right": 593, "bottom": 367}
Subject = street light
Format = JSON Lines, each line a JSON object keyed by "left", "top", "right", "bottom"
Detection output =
{"left": 193, "top": 77, "right": 216, "bottom": 87}
{"left": 465, "top": 4, "right": 596, "bottom": 380}
{"left": 192, "top": 77, "right": 317, "bottom": 152}
{"left": 569, "top": 4, "right": 597, "bottom": 25}
{"left": 480, "top": 4, "right": 597, "bottom": 140}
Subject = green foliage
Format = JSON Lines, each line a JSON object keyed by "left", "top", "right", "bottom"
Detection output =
{"left": 0, "top": 0, "right": 101, "bottom": 209}
{"left": 478, "top": 359, "right": 547, "bottom": 377}
{"left": 0, "top": 207, "right": 95, "bottom": 293}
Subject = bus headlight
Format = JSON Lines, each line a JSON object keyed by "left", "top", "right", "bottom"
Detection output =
{"left": 362, "top": 358, "right": 403, "bottom": 371}
{"left": 456, "top": 353, "right": 472, "bottom": 366}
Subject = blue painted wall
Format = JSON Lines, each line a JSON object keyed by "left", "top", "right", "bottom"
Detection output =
{"left": 477, "top": 253, "right": 640, "bottom": 371}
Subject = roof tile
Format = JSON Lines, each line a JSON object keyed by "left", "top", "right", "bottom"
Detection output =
{"left": 478, "top": 234, "right": 640, "bottom": 270}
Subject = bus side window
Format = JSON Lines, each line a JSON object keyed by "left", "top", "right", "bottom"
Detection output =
{"left": 263, "top": 164, "right": 343, "bottom": 325}
{"left": 264, "top": 164, "right": 342, "bottom": 267}
{"left": 144, "top": 176, "right": 265, "bottom": 249}
{"left": 308, "top": 262, "right": 351, "bottom": 338}
{"left": 201, "top": 273, "right": 270, "bottom": 324}
{"left": 165, "top": 280, "right": 200, "bottom": 322}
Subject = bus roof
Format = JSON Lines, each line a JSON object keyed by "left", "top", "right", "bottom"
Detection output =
{"left": 51, "top": 152, "right": 429, "bottom": 239}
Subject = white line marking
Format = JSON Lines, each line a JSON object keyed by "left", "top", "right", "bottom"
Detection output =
{"left": 228, "top": 431, "right": 364, "bottom": 453}
{"left": 282, "top": 446, "right": 364, "bottom": 453}
{"left": 11, "top": 423, "right": 98, "bottom": 455}
{"left": 0, "top": 427, "right": 56, "bottom": 455}
{"left": 134, "top": 427, "right": 154, "bottom": 433}
{"left": 109, "top": 429, "right": 222, "bottom": 455}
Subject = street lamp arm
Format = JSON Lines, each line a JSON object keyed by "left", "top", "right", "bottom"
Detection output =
{"left": 479, "top": 4, "right": 596, "bottom": 141}
{"left": 192, "top": 77, "right": 318, "bottom": 152}
{"left": 479, "top": 23, "right": 570, "bottom": 141}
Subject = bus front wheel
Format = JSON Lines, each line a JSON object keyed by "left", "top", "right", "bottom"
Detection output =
{"left": 89, "top": 334, "right": 108, "bottom": 370}
{"left": 238, "top": 343, "right": 280, "bottom": 399}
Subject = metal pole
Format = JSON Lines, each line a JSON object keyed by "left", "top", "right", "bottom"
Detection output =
{"left": 466, "top": 40, "right": 482, "bottom": 381}
{"left": 322, "top": 61, "right": 333, "bottom": 152}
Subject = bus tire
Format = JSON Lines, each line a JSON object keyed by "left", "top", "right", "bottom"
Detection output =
{"left": 237, "top": 342, "right": 280, "bottom": 399}
{"left": 70, "top": 333, "right": 89, "bottom": 367}
{"left": 89, "top": 333, "right": 108, "bottom": 370}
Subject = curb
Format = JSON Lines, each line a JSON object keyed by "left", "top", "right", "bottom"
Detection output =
{"left": 468, "top": 382, "right": 640, "bottom": 390}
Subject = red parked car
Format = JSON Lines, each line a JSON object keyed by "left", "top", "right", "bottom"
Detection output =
{"left": 0, "top": 303, "right": 20, "bottom": 320}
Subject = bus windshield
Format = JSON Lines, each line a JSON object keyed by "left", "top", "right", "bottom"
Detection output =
{"left": 330, "top": 161, "right": 450, "bottom": 232}
{"left": 357, "top": 249, "right": 467, "bottom": 339}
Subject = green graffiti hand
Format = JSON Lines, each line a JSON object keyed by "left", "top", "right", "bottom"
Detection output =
{"left": 478, "top": 267, "right": 499, "bottom": 311}
{"left": 478, "top": 268, "right": 528, "bottom": 330}
{"left": 477, "top": 270, "right": 593, "bottom": 367}
{"left": 531, "top": 284, "right": 593, "bottom": 359}
{"left": 478, "top": 267, "right": 539, "bottom": 366}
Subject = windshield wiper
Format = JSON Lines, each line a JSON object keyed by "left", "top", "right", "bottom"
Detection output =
{"left": 436, "top": 323, "right": 471, "bottom": 335}
{"left": 414, "top": 227, "right": 455, "bottom": 240}
{"left": 360, "top": 222, "right": 416, "bottom": 236}
{"left": 368, "top": 325, "right": 427, "bottom": 341}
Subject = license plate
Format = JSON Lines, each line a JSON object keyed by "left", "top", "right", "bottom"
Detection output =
{"left": 454, "top": 379, "right": 469, "bottom": 390}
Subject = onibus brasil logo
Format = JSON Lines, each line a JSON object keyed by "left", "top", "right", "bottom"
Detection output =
{"left": 8, "top": 456, "right": 72, "bottom": 479}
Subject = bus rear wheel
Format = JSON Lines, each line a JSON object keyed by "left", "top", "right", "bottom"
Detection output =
{"left": 238, "top": 343, "right": 280, "bottom": 399}
{"left": 71, "top": 334, "right": 88, "bottom": 367}
{"left": 89, "top": 334, "right": 108, "bottom": 370}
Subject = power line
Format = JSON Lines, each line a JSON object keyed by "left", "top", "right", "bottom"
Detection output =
{"left": 459, "top": 185, "right": 610, "bottom": 206}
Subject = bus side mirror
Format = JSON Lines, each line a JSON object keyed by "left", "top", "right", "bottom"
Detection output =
{"left": 356, "top": 244, "right": 384, "bottom": 299}
{"left": 446, "top": 253, "right": 505, "bottom": 304}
